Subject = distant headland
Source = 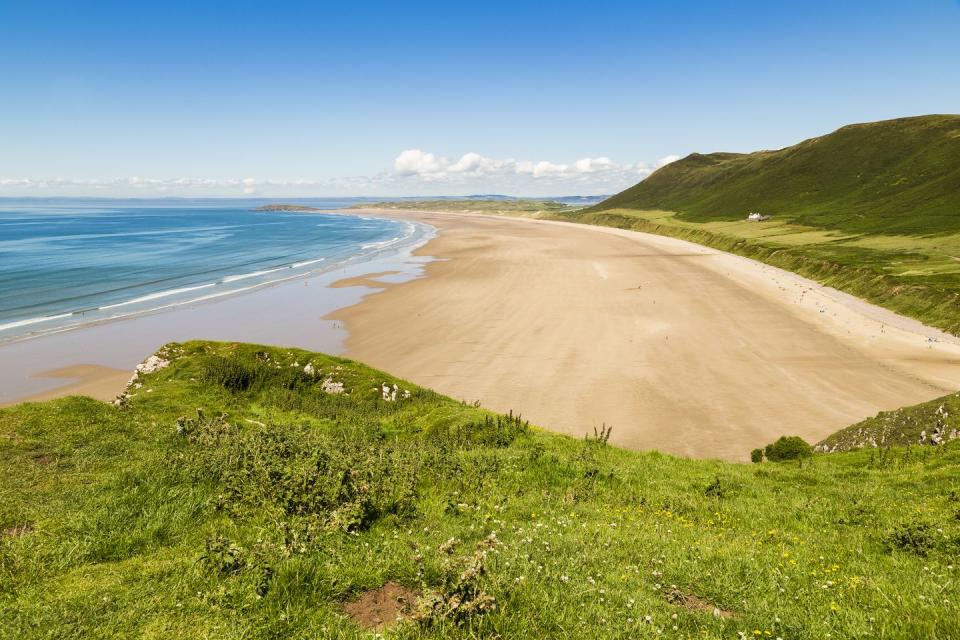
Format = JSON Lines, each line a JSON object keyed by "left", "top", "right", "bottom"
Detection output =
{"left": 252, "top": 204, "right": 323, "bottom": 212}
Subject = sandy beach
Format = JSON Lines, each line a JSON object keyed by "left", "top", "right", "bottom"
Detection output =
{"left": 332, "top": 209, "right": 960, "bottom": 460}
{"left": 5, "top": 207, "right": 960, "bottom": 460}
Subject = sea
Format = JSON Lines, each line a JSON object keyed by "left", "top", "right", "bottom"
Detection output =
{"left": 0, "top": 198, "right": 433, "bottom": 343}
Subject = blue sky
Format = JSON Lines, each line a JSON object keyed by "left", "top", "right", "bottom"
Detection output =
{"left": 1, "top": 0, "right": 958, "bottom": 197}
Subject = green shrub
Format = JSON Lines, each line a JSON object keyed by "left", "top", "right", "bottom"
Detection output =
{"left": 177, "top": 410, "right": 421, "bottom": 531}
{"left": 765, "top": 436, "right": 813, "bottom": 462}
{"left": 750, "top": 448, "right": 764, "bottom": 463}
{"left": 201, "top": 355, "right": 261, "bottom": 393}
{"left": 413, "top": 533, "right": 500, "bottom": 626}
{"left": 886, "top": 521, "right": 936, "bottom": 556}
{"left": 200, "top": 535, "right": 247, "bottom": 574}
{"left": 704, "top": 476, "right": 727, "bottom": 498}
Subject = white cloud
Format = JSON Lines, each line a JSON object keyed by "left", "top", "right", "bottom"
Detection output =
{"left": 393, "top": 149, "right": 447, "bottom": 177}
{"left": 0, "top": 150, "right": 680, "bottom": 197}
{"left": 656, "top": 154, "right": 680, "bottom": 168}
{"left": 385, "top": 150, "right": 676, "bottom": 189}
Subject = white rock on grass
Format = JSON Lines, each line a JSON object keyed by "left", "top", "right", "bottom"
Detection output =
{"left": 382, "top": 383, "right": 399, "bottom": 402}
{"left": 321, "top": 378, "right": 344, "bottom": 394}
{"left": 136, "top": 354, "right": 170, "bottom": 375}
{"left": 114, "top": 352, "right": 172, "bottom": 407}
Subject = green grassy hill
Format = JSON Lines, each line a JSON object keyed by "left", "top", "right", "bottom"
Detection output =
{"left": 3, "top": 342, "right": 960, "bottom": 639}
{"left": 596, "top": 115, "right": 960, "bottom": 236}
{"left": 818, "top": 389, "right": 960, "bottom": 453}
{"left": 554, "top": 115, "right": 960, "bottom": 334}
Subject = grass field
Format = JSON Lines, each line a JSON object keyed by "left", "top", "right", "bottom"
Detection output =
{"left": 2, "top": 342, "right": 959, "bottom": 639}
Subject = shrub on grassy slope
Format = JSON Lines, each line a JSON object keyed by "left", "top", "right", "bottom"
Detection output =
{"left": 764, "top": 436, "right": 814, "bottom": 462}
{"left": 750, "top": 436, "right": 813, "bottom": 463}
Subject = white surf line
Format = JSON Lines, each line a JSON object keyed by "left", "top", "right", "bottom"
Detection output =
{"left": 98, "top": 283, "right": 217, "bottom": 310}
{"left": 221, "top": 267, "right": 286, "bottom": 283}
{"left": 0, "top": 218, "right": 438, "bottom": 345}
{"left": 0, "top": 312, "right": 74, "bottom": 332}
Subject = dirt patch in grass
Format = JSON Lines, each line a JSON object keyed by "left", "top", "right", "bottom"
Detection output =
{"left": 343, "top": 581, "right": 418, "bottom": 630}
{"left": 3, "top": 522, "right": 35, "bottom": 537}
{"left": 31, "top": 453, "right": 55, "bottom": 466}
{"left": 665, "top": 588, "right": 734, "bottom": 619}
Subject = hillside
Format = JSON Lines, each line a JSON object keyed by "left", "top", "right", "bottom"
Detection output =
{"left": 818, "top": 389, "right": 960, "bottom": 453}
{"left": 596, "top": 115, "right": 960, "bottom": 235}
{"left": 2, "top": 342, "right": 960, "bottom": 639}
{"left": 554, "top": 116, "right": 960, "bottom": 335}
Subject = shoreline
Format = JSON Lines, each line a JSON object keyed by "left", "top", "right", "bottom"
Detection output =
{"left": 0, "top": 222, "right": 435, "bottom": 405}
{"left": 0, "top": 211, "right": 432, "bottom": 347}
{"left": 329, "top": 208, "right": 960, "bottom": 460}
{"left": 4, "top": 206, "right": 959, "bottom": 460}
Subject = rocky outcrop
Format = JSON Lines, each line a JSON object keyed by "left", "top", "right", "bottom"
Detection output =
{"left": 113, "top": 347, "right": 176, "bottom": 408}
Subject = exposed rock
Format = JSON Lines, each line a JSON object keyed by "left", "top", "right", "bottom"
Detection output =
{"left": 321, "top": 378, "right": 344, "bottom": 394}
{"left": 382, "top": 383, "right": 399, "bottom": 402}
{"left": 136, "top": 354, "right": 170, "bottom": 376}
{"left": 114, "top": 350, "right": 173, "bottom": 407}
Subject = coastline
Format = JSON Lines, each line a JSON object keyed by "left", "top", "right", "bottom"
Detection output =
{"left": 329, "top": 208, "right": 960, "bottom": 460}
{"left": 0, "top": 210, "right": 431, "bottom": 346}
{"left": 0, "top": 221, "right": 435, "bottom": 405}
{"left": 5, "top": 206, "right": 960, "bottom": 460}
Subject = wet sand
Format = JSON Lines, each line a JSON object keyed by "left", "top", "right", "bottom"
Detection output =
{"left": 331, "top": 209, "right": 960, "bottom": 461}
{"left": 2, "top": 365, "right": 133, "bottom": 407}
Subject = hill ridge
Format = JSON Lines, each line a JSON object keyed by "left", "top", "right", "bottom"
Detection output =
{"left": 595, "top": 114, "right": 960, "bottom": 235}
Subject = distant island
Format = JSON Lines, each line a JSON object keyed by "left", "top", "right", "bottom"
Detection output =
{"left": 253, "top": 204, "right": 323, "bottom": 212}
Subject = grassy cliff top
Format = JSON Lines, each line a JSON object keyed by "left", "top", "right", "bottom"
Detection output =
{"left": 818, "top": 389, "right": 960, "bottom": 453}
{"left": 595, "top": 115, "right": 960, "bottom": 236}
{"left": 2, "top": 341, "right": 959, "bottom": 638}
